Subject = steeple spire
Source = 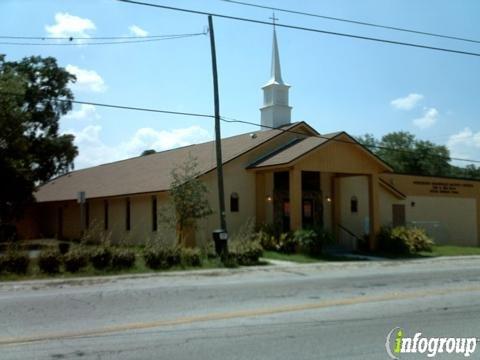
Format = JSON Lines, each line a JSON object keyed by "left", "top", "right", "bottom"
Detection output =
{"left": 269, "top": 12, "right": 284, "bottom": 85}
{"left": 270, "top": 29, "right": 284, "bottom": 84}
{"left": 260, "top": 16, "right": 292, "bottom": 130}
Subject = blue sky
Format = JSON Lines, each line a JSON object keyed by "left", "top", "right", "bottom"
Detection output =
{"left": 1, "top": 0, "right": 479, "bottom": 169}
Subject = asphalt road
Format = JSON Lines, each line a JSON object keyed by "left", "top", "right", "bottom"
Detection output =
{"left": 1, "top": 256, "right": 480, "bottom": 359}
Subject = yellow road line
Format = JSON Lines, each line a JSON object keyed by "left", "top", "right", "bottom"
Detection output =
{"left": 2, "top": 284, "right": 480, "bottom": 347}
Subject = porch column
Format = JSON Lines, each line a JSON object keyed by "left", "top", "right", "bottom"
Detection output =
{"left": 255, "top": 172, "right": 266, "bottom": 226}
{"left": 289, "top": 168, "right": 301, "bottom": 230}
{"left": 368, "top": 173, "right": 380, "bottom": 250}
{"left": 331, "top": 174, "right": 341, "bottom": 241}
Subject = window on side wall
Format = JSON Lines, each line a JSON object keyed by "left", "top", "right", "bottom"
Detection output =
{"left": 230, "top": 192, "right": 239, "bottom": 212}
{"left": 152, "top": 196, "right": 157, "bottom": 232}
{"left": 126, "top": 198, "right": 131, "bottom": 231}
{"left": 350, "top": 196, "right": 358, "bottom": 213}
{"left": 85, "top": 202, "right": 90, "bottom": 229}
{"left": 104, "top": 200, "right": 109, "bottom": 230}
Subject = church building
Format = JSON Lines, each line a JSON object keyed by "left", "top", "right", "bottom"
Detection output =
{"left": 17, "top": 29, "right": 480, "bottom": 250}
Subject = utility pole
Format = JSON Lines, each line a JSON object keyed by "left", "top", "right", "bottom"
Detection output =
{"left": 208, "top": 15, "right": 227, "bottom": 234}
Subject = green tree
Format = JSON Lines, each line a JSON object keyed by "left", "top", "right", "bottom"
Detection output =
{"left": 450, "top": 164, "right": 480, "bottom": 179}
{"left": 357, "top": 132, "right": 452, "bottom": 177}
{"left": 0, "top": 55, "right": 78, "bottom": 237}
{"left": 168, "top": 156, "right": 212, "bottom": 244}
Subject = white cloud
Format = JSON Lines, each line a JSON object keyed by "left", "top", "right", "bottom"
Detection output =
{"left": 391, "top": 93, "right": 424, "bottom": 110}
{"left": 66, "top": 65, "right": 106, "bottom": 93}
{"left": 412, "top": 107, "right": 438, "bottom": 129}
{"left": 45, "top": 12, "right": 96, "bottom": 38}
{"left": 64, "top": 104, "right": 99, "bottom": 121}
{"left": 129, "top": 25, "right": 149, "bottom": 37}
{"left": 69, "top": 125, "right": 212, "bottom": 169}
{"left": 447, "top": 127, "right": 480, "bottom": 163}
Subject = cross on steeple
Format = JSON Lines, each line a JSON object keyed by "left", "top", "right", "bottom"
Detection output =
{"left": 269, "top": 12, "right": 278, "bottom": 28}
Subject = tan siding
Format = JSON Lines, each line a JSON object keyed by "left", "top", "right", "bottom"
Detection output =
{"left": 379, "top": 187, "right": 405, "bottom": 227}
{"left": 339, "top": 176, "right": 369, "bottom": 238}
{"left": 294, "top": 135, "right": 386, "bottom": 174}
{"left": 405, "top": 196, "right": 477, "bottom": 246}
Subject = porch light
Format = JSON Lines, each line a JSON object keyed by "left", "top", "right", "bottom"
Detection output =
{"left": 326, "top": 196, "right": 332, "bottom": 203}
{"left": 266, "top": 195, "right": 273, "bottom": 202}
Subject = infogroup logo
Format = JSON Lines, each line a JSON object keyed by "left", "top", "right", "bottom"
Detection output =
{"left": 385, "top": 327, "right": 478, "bottom": 359}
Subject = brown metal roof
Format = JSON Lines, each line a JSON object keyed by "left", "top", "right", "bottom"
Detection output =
{"left": 35, "top": 122, "right": 304, "bottom": 202}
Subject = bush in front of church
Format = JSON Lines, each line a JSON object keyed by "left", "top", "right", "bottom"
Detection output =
{"left": 38, "top": 249, "right": 62, "bottom": 274}
{"left": 180, "top": 247, "right": 202, "bottom": 267}
{"left": 2, "top": 248, "right": 30, "bottom": 274}
{"left": 111, "top": 248, "right": 136, "bottom": 270}
{"left": 64, "top": 248, "right": 89, "bottom": 273}
{"left": 90, "top": 246, "right": 113, "bottom": 270}
{"left": 230, "top": 240, "right": 263, "bottom": 266}
{"left": 378, "top": 226, "right": 434, "bottom": 255}
{"left": 143, "top": 244, "right": 180, "bottom": 270}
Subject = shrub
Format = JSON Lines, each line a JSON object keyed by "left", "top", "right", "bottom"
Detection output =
{"left": 143, "top": 244, "right": 180, "bottom": 270}
{"left": 38, "top": 249, "right": 62, "bottom": 274}
{"left": 0, "top": 256, "right": 5, "bottom": 273}
{"left": 111, "top": 248, "right": 136, "bottom": 270}
{"left": 3, "top": 250, "right": 30, "bottom": 274}
{"left": 230, "top": 237, "right": 263, "bottom": 266}
{"left": 181, "top": 247, "right": 202, "bottom": 267}
{"left": 256, "top": 230, "right": 277, "bottom": 251}
{"left": 293, "top": 229, "right": 317, "bottom": 253}
{"left": 294, "top": 227, "right": 333, "bottom": 256}
{"left": 378, "top": 226, "right": 434, "bottom": 255}
{"left": 58, "top": 242, "right": 70, "bottom": 255}
{"left": 256, "top": 223, "right": 282, "bottom": 251}
{"left": 222, "top": 253, "right": 238, "bottom": 268}
{"left": 64, "top": 248, "right": 89, "bottom": 273}
{"left": 255, "top": 230, "right": 294, "bottom": 253}
{"left": 90, "top": 247, "right": 112, "bottom": 270}
{"left": 233, "top": 241, "right": 263, "bottom": 266}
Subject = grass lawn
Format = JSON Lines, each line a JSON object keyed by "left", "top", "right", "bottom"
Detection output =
{"left": 420, "top": 245, "right": 480, "bottom": 257}
{"left": 264, "top": 244, "right": 480, "bottom": 264}
{"left": 263, "top": 251, "right": 323, "bottom": 263}
{"left": 262, "top": 251, "right": 357, "bottom": 263}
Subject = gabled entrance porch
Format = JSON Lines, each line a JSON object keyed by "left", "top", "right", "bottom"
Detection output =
{"left": 250, "top": 132, "right": 393, "bottom": 251}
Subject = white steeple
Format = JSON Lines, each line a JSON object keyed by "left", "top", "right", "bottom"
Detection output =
{"left": 260, "top": 26, "right": 292, "bottom": 130}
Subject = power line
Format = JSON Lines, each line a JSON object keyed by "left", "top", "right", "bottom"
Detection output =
{"left": 2, "top": 90, "right": 479, "bottom": 164}
{"left": 0, "top": 33, "right": 203, "bottom": 40}
{"left": 0, "top": 91, "right": 214, "bottom": 118}
{"left": 116, "top": 0, "right": 480, "bottom": 58}
{"left": 220, "top": 0, "right": 480, "bottom": 45}
{"left": 0, "top": 32, "right": 206, "bottom": 46}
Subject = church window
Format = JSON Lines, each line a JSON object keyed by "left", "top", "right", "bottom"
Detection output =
{"left": 230, "top": 192, "right": 239, "bottom": 212}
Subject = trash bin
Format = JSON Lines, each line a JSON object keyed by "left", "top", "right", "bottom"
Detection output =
{"left": 212, "top": 229, "right": 228, "bottom": 257}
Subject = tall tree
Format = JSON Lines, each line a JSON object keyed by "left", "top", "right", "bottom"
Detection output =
{"left": 357, "top": 131, "right": 452, "bottom": 177}
{"left": 0, "top": 55, "right": 78, "bottom": 236}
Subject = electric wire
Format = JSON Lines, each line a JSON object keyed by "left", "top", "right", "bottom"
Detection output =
{"left": 116, "top": 0, "right": 480, "bottom": 58}
{"left": 0, "top": 32, "right": 206, "bottom": 46}
{"left": 220, "top": 0, "right": 480, "bottom": 45}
